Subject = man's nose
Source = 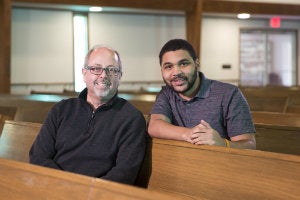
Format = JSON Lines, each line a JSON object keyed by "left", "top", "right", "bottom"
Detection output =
{"left": 172, "top": 65, "right": 183, "bottom": 75}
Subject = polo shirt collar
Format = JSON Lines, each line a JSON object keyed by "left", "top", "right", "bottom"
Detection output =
{"left": 196, "top": 72, "right": 211, "bottom": 99}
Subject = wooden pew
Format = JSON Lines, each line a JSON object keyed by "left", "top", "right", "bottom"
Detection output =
{"left": 0, "top": 105, "right": 17, "bottom": 119}
{"left": 0, "top": 93, "right": 155, "bottom": 123}
{"left": 0, "top": 158, "right": 195, "bottom": 200}
{"left": 0, "top": 120, "right": 41, "bottom": 162}
{"left": 252, "top": 111, "right": 300, "bottom": 127}
{"left": 129, "top": 100, "right": 154, "bottom": 115}
{"left": 146, "top": 138, "right": 300, "bottom": 200}
{"left": 0, "top": 120, "right": 196, "bottom": 200}
{"left": 243, "top": 93, "right": 289, "bottom": 112}
{"left": 0, "top": 119, "right": 152, "bottom": 188}
{"left": 252, "top": 111, "right": 300, "bottom": 155}
{"left": 239, "top": 86, "right": 300, "bottom": 97}
{"left": 121, "top": 87, "right": 300, "bottom": 114}
{"left": 284, "top": 94, "right": 300, "bottom": 113}
{"left": 0, "top": 94, "right": 62, "bottom": 123}
{"left": 2, "top": 119, "right": 300, "bottom": 199}
{"left": 119, "top": 93, "right": 156, "bottom": 114}
{"left": 240, "top": 86, "right": 300, "bottom": 113}
{"left": 0, "top": 114, "right": 13, "bottom": 135}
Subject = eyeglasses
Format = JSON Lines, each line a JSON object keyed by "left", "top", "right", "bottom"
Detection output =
{"left": 84, "top": 65, "right": 120, "bottom": 76}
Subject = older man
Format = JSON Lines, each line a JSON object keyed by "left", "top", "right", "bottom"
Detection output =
{"left": 30, "top": 45, "right": 146, "bottom": 185}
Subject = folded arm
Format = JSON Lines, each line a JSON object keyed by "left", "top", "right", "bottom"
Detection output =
{"left": 148, "top": 114, "right": 193, "bottom": 142}
{"left": 148, "top": 114, "right": 256, "bottom": 149}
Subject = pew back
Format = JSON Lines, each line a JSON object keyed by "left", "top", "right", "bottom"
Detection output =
{"left": 240, "top": 87, "right": 300, "bottom": 113}
{"left": 252, "top": 111, "right": 300, "bottom": 127}
{"left": 0, "top": 114, "right": 13, "bottom": 135}
{"left": 0, "top": 94, "right": 65, "bottom": 123}
{"left": 285, "top": 94, "right": 300, "bottom": 113}
{"left": 0, "top": 105, "right": 17, "bottom": 119}
{"left": 0, "top": 158, "right": 193, "bottom": 200}
{"left": 0, "top": 120, "right": 41, "bottom": 162}
{"left": 0, "top": 93, "right": 155, "bottom": 123}
{"left": 147, "top": 138, "right": 300, "bottom": 200}
{"left": 244, "top": 93, "right": 289, "bottom": 112}
{"left": 252, "top": 111, "right": 300, "bottom": 155}
{"left": 2, "top": 119, "right": 300, "bottom": 200}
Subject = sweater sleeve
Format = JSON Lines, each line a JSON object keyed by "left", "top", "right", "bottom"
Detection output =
{"left": 101, "top": 112, "right": 147, "bottom": 185}
{"left": 29, "top": 104, "right": 62, "bottom": 169}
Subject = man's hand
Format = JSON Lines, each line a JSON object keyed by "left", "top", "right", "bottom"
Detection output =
{"left": 190, "top": 120, "right": 226, "bottom": 146}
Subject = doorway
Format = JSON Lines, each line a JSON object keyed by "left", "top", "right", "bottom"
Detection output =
{"left": 239, "top": 29, "right": 297, "bottom": 86}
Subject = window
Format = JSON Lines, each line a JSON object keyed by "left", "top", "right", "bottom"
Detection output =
{"left": 73, "top": 13, "right": 88, "bottom": 92}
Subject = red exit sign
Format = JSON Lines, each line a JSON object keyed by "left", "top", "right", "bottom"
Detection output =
{"left": 270, "top": 17, "right": 281, "bottom": 28}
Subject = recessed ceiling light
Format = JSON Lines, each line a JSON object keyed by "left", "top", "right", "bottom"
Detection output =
{"left": 237, "top": 13, "right": 250, "bottom": 19}
{"left": 89, "top": 7, "right": 103, "bottom": 12}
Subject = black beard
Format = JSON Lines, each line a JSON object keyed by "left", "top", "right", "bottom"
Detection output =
{"left": 164, "top": 70, "right": 198, "bottom": 94}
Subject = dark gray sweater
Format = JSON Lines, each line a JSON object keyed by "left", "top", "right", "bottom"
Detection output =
{"left": 29, "top": 88, "right": 146, "bottom": 185}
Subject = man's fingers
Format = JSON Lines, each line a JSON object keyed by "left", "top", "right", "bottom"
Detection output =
{"left": 200, "top": 120, "right": 211, "bottom": 128}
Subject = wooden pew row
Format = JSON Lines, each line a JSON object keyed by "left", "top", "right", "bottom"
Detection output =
{"left": 142, "top": 110, "right": 300, "bottom": 155}
{"left": 128, "top": 93, "right": 300, "bottom": 114}
{"left": 243, "top": 93, "right": 289, "bottom": 112}
{"left": 0, "top": 120, "right": 194, "bottom": 200}
{"left": 0, "top": 94, "right": 62, "bottom": 123}
{"left": 239, "top": 86, "right": 300, "bottom": 96}
{"left": 1, "top": 120, "right": 299, "bottom": 200}
{"left": 1, "top": 107, "right": 299, "bottom": 162}
{"left": 1, "top": 86, "right": 298, "bottom": 123}
{"left": 4, "top": 90, "right": 299, "bottom": 124}
{"left": 240, "top": 87, "right": 300, "bottom": 113}
{"left": 0, "top": 158, "right": 194, "bottom": 200}
{"left": 124, "top": 89, "right": 299, "bottom": 114}
{"left": 0, "top": 120, "right": 41, "bottom": 162}
{"left": 252, "top": 111, "right": 300, "bottom": 127}
{"left": 129, "top": 94, "right": 300, "bottom": 114}
{"left": 147, "top": 138, "right": 300, "bottom": 200}
{"left": 252, "top": 111, "right": 300, "bottom": 155}
{"left": 127, "top": 90, "right": 300, "bottom": 114}
{"left": 0, "top": 93, "right": 155, "bottom": 123}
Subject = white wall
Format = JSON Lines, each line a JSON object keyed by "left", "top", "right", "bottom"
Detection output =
{"left": 200, "top": 16, "right": 300, "bottom": 85}
{"left": 10, "top": 8, "right": 300, "bottom": 94}
{"left": 11, "top": 8, "right": 74, "bottom": 94}
{"left": 200, "top": 17, "right": 268, "bottom": 82}
{"left": 89, "top": 12, "right": 185, "bottom": 83}
{"left": 11, "top": 8, "right": 185, "bottom": 94}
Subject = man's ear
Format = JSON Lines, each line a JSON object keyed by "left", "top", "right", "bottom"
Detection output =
{"left": 82, "top": 68, "right": 87, "bottom": 82}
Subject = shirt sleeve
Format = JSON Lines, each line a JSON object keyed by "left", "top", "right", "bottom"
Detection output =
{"left": 29, "top": 104, "right": 62, "bottom": 169}
{"left": 225, "top": 87, "right": 256, "bottom": 137}
{"left": 150, "top": 87, "right": 173, "bottom": 119}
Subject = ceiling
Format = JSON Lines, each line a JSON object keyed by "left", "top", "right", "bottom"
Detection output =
{"left": 12, "top": 2, "right": 300, "bottom": 20}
